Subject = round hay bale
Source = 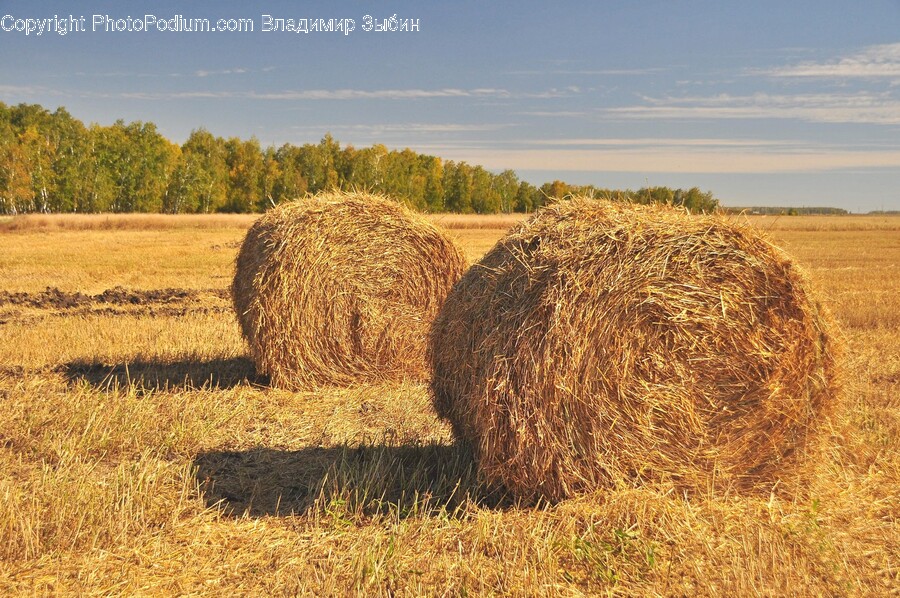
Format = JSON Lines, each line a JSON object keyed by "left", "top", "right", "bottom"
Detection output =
{"left": 429, "top": 198, "right": 841, "bottom": 501}
{"left": 233, "top": 191, "right": 468, "bottom": 389}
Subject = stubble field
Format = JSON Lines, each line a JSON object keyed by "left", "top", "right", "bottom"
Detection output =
{"left": 0, "top": 212, "right": 897, "bottom": 596}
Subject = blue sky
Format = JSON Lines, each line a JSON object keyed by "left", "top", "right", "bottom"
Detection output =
{"left": 2, "top": 0, "right": 900, "bottom": 211}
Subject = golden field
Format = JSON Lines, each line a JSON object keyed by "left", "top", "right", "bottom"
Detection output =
{"left": 0, "top": 212, "right": 897, "bottom": 596}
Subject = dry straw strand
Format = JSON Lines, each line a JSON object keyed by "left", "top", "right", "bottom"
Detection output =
{"left": 233, "top": 191, "right": 468, "bottom": 389}
{"left": 429, "top": 198, "right": 842, "bottom": 502}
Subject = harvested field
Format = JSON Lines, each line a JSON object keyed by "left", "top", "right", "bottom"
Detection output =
{"left": 0, "top": 212, "right": 897, "bottom": 596}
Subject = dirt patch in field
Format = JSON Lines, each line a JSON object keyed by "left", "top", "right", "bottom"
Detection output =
{"left": 0, "top": 365, "right": 26, "bottom": 379}
{"left": 0, "top": 286, "right": 228, "bottom": 308}
{"left": 0, "top": 309, "right": 33, "bottom": 327}
{"left": 0, "top": 288, "right": 92, "bottom": 309}
{"left": 211, "top": 240, "right": 242, "bottom": 251}
{"left": 0, "top": 286, "right": 231, "bottom": 322}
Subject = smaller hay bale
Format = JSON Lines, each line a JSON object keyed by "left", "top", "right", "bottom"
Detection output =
{"left": 233, "top": 192, "right": 468, "bottom": 389}
{"left": 429, "top": 198, "right": 841, "bottom": 502}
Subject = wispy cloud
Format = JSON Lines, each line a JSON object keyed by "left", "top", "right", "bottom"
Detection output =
{"left": 431, "top": 147, "right": 900, "bottom": 174}
{"left": 250, "top": 88, "right": 492, "bottom": 100}
{"left": 195, "top": 68, "right": 249, "bottom": 77}
{"left": 0, "top": 84, "right": 59, "bottom": 96}
{"left": 515, "top": 110, "right": 588, "bottom": 118}
{"left": 287, "top": 123, "right": 514, "bottom": 134}
{"left": 519, "top": 138, "right": 806, "bottom": 148}
{"left": 7, "top": 85, "right": 532, "bottom": 103}
{"left": 524, "top": 88, "right": 578, "bottom": 99}
{"left": 604, "top": 92, "right": 900, "bottom": 124}
{"left": 66, "top": 71, "right": 182, "bottom": 79}
{"left": 507, "top": 68, "right": 666, "bottom": 76}
{"left": 763, "top": 43, "right": 900, "bottom": 79}
{"left": 57, "top": 67, "right": 268, "bottom": 79}
{"left": 100, "top": 87, "right": 545, "bottom": 101}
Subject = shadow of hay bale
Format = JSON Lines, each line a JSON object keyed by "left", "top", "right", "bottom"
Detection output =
{"left": 193, "top": 442, "right": 507, "bottom": 518}
{"left": 63, "top": 357, "right": 266, "bottom": 391}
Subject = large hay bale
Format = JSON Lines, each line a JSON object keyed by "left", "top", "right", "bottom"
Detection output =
{"left": 429, "top": 198, "right": 841, "bottom": 501}
{"left": 233, "top": 192, "right": 468, "bottom": 389}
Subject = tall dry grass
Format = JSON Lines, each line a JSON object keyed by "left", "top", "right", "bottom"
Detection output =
{"left": 2, "top": 211, "right": 898, "bottom": 234}
{"left": 736, "top": 213, "right": 900, "bottom": 231}
{"left": 426, "top": 213, "right": 526, "bottom": 230}
{"left": 0, "top": 213, "right": 258, "bottom": 233}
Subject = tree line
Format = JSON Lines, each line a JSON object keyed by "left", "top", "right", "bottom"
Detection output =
{"left": 720, "top": 206, "right": 849, "bottom": 216}
{"left": 0, "top": 102, "right": 719, "bottom": 215}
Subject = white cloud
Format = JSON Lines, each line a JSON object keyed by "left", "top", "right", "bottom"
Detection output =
{"left": 287, "top": 123, "right": 514, "bottom": 134}
{"left": 430, "top": 147, "right": 900, "bottom": 174}
{"left": 519, "top": 138, "right": 805, "bottom": 148}
{"left": 765, "top": 43, "right": 900, "bottom": 79}
{"left": 252, "top": 88, "right": 482, "bottom": 100}
{"left": 195, "top": 68, "right": 249, "bottom": 77}
{"left": 92, "top": 87, "right": 529, "bottom": 101}
{"left": 604, "top": 92, "right": 900, "bottom": 124}
{"left": 515, "top": 110, "right": 588, "bottom": 118}
{"left": 294, "top": 88, "right": 517, "bottom": 100}
{"left": 0, "top": 84, "right": 58, "bottom": 96}
{"left": 506, "top": 68, "right": 666, "bottom": 76}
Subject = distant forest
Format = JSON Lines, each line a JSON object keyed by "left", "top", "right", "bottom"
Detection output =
{"left": 721, "top": 206, "right": 849, "bottom": 216}
{"left": 0, "top": 102, "right": 725, "bottom": 215}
